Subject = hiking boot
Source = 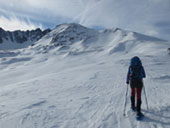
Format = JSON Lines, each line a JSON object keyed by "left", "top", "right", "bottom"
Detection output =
{"left": 136, "top": 111, "right": 143, "bottom": 117}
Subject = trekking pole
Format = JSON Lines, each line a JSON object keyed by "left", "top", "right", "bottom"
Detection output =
{"left": 123, "top": 84, "right": 128, "bottom": 116}
{"left": 143, "top": 84, "right": 149, "bottom": 110}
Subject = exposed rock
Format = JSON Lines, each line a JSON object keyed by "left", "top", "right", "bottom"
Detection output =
{"left": 0, "top": 27, "right": 51, "bottom": 44}
{"left": 50, "top": 23, "right": 95, "bottom": 46}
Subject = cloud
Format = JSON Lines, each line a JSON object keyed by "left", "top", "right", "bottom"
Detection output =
{"left": 0, "top": 0, "right": 84, "bottom": 21}
{"left": 76, "top": 0, "right": 170, "bottom": 40}
{"left": 0, "top": 0, "right": 170, "bottom": 40}
{"left": 0, "top": 0, "right": 85, "bottom": 29}
{"left": 0, "top": 15, "right": 42, "bottom": 31}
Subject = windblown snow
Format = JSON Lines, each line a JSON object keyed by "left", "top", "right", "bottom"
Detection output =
{"left": 0, "top": 23, "right": 170, "bottom": 128}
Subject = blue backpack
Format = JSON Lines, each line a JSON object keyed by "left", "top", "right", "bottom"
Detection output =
{"left": 130, "top": 56, "right": 142, "bottom": 79}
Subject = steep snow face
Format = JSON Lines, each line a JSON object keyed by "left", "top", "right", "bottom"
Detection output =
{"left": 102, "top": 30, "right": 168, "bottom": 56}
{"left": 0, "top": 23, "right": 170, "bottom": 128}
{"left": 0, "top": 28, "right": 51, "bottom": 50}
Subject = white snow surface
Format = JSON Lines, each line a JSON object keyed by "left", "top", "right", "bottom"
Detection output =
{"left": 0, "top": 23, "right": 170, "bottom": 128}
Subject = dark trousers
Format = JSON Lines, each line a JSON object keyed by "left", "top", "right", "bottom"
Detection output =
{"left": 131, "top": 88, "right": 142, "bottom": 113}
{"left": 130, "top": 78, "right": 143, "bottom": 113}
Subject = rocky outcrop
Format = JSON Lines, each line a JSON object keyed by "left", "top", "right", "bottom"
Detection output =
{"left": 0, "top": 27, "right": 51, "bottom": 44}
{"left": 50, "top": 23, "right": 96, "bottom": 46}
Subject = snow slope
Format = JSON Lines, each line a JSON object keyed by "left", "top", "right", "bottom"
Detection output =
{"left": 0, "top": 23, "right": 170, "bottom": 128}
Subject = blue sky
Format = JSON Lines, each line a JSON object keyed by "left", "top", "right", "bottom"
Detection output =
{"left": 0, "top": 0, "right": 170, "bottom": 40}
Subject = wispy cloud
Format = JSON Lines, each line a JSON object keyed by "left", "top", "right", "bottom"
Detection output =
{"left": 77, "top": 0, "right": 170, "bottom": 40}
{"left": 0, "top": 15, "right": 42, "bottom": 31}
{"left": 0, "top": 0, "right": 170, "bottom": 40}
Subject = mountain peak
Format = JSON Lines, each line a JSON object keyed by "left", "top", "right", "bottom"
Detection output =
{"left": 42, "top": 23, "right": 97, "bottom": 45}
{"left": 55, "top": 23, "right": 87, "bottom": 29}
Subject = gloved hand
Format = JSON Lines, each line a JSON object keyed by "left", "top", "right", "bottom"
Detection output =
{"left": 126, "top": 81, "right": 129, "bottom": 85}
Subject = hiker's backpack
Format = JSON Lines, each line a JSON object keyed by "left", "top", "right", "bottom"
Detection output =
{"left": 129, "top": 56, "right": 142, "bottom": 79}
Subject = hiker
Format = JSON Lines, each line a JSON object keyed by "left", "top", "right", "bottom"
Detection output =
{"left": 126, "top": 56, "right": 146, "bottom": 116}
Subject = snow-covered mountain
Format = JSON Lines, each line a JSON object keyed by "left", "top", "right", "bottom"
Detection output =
{"left": 25, "top": 23, "right": 168, "bottom": 56}
{"left": 0, "top": 23, "right": 169, "bottom": 55}
{"left": 0, "top": 27, "right": 51, "bottom": 50}
{"left": 0, "top": 23, "right": 170, "bottom": 128}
